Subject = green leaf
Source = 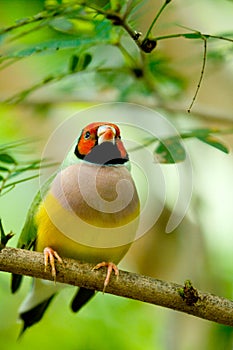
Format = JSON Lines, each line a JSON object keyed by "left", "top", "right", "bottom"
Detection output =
{"left": 110, "top": 0, "right": 122, "bottom": 11}
{"left": 70, "top": 53, "right": 92, "bottom": 72}
{"left": 82, "top": 53, "right": 92, "bottom": 70}
{"left": 0, "top": 165, "right": 9, "bottom": 172}
{"left": 49, "top": 17, "right": 95, "bottom": 36}
{"left": 154, "top": 137, "right": 186, "bottom": 164}
{"left": 3, "top": 175, "right": 39, "bottom": 189}
{"left": 182, "top": 32, "right": 203, "bottom": 39}
{"left": 0, "top": 153, "right": 16, "bottom": 164}
{"left": 181, "top": 128, "right": 220, "bottom": 139}
{"left": 49, "top": 17, "right": 79, "bottom": 35}
{"left": 5, "top": 38, "right": 101, "bottom": 59}
{"left": 0, "top": 139, "right": 34, "bottom": 152}
{"left": 197, "top": 136, "right": 229, "bottom": 154}
{"left": 0, "top": 174, "right": 4, "bottom": 181}
{"left": 69, "top": 54, "right": 80, "bottom": 72}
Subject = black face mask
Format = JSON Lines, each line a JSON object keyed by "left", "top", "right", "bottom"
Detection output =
{"left": 75, "top": 142, "right": 129, "bottom": 165}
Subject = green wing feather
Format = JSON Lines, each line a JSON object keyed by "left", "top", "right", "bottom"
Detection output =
{"left": 11, "top": 175, "right": 55, "bottom": 293}
{"left": 11, "top": 148, "right": 79, "bottom": 294}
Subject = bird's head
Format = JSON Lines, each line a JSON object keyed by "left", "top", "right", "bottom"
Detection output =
{"left": 74, "top": 122, "right": 129, "bottom": 165}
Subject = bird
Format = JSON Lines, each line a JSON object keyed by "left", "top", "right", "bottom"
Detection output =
{"left": 11, "top": 122, "right": 140, "bottom": 334}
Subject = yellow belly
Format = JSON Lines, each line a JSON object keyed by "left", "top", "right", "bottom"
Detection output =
{"left": 36, "top": 201, "right": 133, "bottom": 263}
{"left": 35, "top": 163, "right": 140, "bottom": 264}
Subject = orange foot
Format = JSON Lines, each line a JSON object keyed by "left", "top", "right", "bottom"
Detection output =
{"left": 93, "top": 262, "right": 119, "bottom": 292}
{"left": 43, "top": 247, "right": 63, "bottom": 281}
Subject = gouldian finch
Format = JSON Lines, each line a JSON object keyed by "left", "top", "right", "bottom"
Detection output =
{"left": 11, "top": 122, "right": 140, "bottom": 334}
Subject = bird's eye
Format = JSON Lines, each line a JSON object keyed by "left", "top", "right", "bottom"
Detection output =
{"left": 84, "top": 131, "right": 91, "bottom": 139}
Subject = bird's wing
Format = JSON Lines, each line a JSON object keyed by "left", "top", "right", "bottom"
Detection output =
{"left": 11, "top": 175, "right": 55, "bottom": 293}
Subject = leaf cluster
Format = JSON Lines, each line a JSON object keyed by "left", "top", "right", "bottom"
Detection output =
{"left": 0, "top": 1, "right": 232, "bottom": 170}
{"left": 132, "top": 127, "right": 231, "bottom": 164}
{"left": 0, "top": 140, "right": 56, "bottom": 195}
{"left": 0, "top": 0, "right": 232, "bottom": 106}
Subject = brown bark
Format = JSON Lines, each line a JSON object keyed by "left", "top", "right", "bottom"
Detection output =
{"left": 0, "top": 247, "right": 232, "bottom": 327}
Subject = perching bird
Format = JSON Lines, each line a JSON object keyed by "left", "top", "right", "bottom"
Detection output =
{"left": 11, "top": 122, "right": 140, "bottom": 334}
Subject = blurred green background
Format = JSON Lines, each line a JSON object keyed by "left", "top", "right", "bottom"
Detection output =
{"left": 0, "top": 0, "right": 233, "bottom": 349}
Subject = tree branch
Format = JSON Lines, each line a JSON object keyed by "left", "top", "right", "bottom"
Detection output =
{"left": 0, "top": 247, "right": 232, "bottom": 327}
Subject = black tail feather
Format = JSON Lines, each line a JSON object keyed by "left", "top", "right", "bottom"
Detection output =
{"left": 71, "top": 287, "right": 95, "bottom": 313}
{"left": 11, "top": 274, "right": 23, "bottom": 294}
{"left": 18, "top": 294, "right": 55, "bottom": 338}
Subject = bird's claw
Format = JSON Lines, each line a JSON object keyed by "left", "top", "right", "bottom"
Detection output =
{"left": 93, "top": 262, "right": 119, "bottom": 293}
{"left": 43, "top": 247, "right": 63, "bottom": 281}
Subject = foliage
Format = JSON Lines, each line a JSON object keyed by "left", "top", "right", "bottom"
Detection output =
{"left": 131, "top": 127, "right": 231, "bottom": 164}
{"left": 0, "top": 140, "right": 56, "bottom": 195}
{"left": 0, "top": 0, "right": 232, "bottom": 108}
{"left": 0, "top": 0, "right": 232, "bottom": 176}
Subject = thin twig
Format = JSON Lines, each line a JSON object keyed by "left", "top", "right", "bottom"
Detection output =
{"left": 188, "top": 36, "right": 207, "bottom": 113}
{"left": 0, "top": 10, "right": 58, "bottom": 35}
{"left": 0, "top": 247, "right": 232, "bottom": 327}
{"left": 144, "top": 0, "right": 171, "bottom": 40}
{"left": 155, "top": 32, "right": 233, "bottom": 43}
